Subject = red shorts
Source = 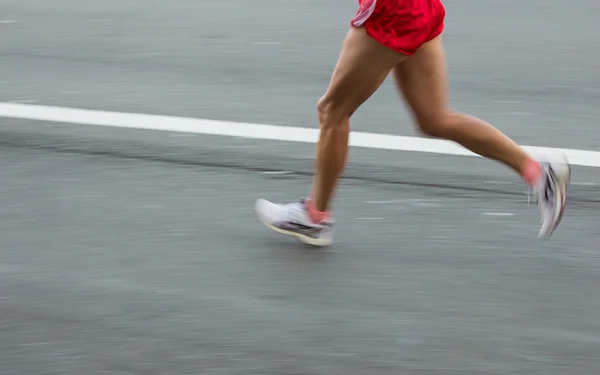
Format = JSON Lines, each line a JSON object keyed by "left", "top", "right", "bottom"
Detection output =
{"left": 351, "top": 0, "right": 446, "bottom": 56}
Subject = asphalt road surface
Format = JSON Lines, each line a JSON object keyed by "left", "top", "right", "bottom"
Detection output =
{"left": 1, "top": 1, "right": 600, "bottom": 374}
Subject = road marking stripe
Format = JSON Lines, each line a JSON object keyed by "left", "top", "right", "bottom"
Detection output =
{"left": 483, "top": 212, "right": 515, "bottom": 216}
{"left": 0, "top": 102, "right": 598, "bottom": 168}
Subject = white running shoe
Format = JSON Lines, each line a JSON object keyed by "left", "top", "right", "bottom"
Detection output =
{"left": 533, "top": 159, "right": 571, "bottom": 239}
{"left": 255, "top": 198, "right": 334, "bottom": 247}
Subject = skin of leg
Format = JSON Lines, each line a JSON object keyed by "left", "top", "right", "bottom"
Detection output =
{"left": 311, "top": 27, "right": 407, "bottom": 213}
{"left": 393, "top": 35, "right": 537, "bottom": 177}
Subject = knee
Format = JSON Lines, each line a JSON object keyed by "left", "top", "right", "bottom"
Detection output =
{"left": 416, "top": 111, "right": 457, "bottom": 138}
{"left": 317, "top": 95, "right": 353, "bottom": 130}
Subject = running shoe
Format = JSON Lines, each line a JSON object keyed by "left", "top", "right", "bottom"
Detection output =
{"left": 533, "top": 159, "right": 571, "bottom": 239}
{"left": 255, "top": 198, "right": 334, "bottom": 247}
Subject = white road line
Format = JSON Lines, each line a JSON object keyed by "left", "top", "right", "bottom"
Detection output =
{"left": 0, "top": 102, "right": 599, "bottom": 168}
{"left": 482, "top": 212, "right": 515, "bottom": 216}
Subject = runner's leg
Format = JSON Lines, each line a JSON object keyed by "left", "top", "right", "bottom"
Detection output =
{"left": 393, "top": 35, "right": 570, "bottom": 238}
{"left": 393, "top": 35, "right": 540, "bottom": 182}
{"left": 309, "top": 26, "right": 407, "bottom": 216}
{"left": 254, "top": 26, "right": 407, "bottom": 246}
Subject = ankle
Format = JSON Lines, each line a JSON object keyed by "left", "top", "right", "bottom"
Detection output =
{"left": 305, "top": 198, "right": 329, "bottom": 223}
{"left": 522, "top": 158, "right": 543, "bottom": 186}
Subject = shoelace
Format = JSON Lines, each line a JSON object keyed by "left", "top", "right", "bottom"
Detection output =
{"left": 283, "top": 202, "right": 306, "bottom": 222}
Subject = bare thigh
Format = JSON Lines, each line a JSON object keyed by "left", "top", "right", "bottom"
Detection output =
{"left": 320, "top": 27, "right": 407, "bottom": 121}
{"left": 393, "top": 35, "right": 449, "bottom": 128}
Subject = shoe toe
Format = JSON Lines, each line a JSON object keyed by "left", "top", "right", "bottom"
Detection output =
{"left": 255, "top": 199, "right": 282, "bottom": 223}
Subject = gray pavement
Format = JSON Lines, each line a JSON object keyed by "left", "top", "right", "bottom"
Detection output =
{"left": 1, "top": 0, "right": 600, "bottom": 374}
{"left": 1, "top": 137, "right": 600, "bottom": 375}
